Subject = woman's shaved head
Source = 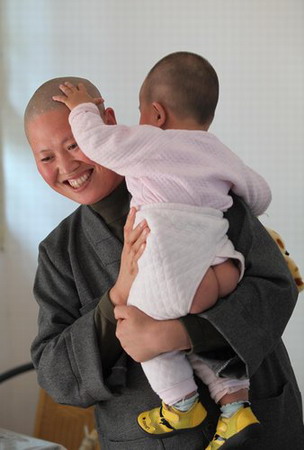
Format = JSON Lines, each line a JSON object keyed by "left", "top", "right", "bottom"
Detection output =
{"left": 24, "top": 77, "right": 103, "bottom": 136}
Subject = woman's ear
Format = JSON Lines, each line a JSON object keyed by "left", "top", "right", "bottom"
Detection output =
{"left": 152, "top": 102, "right": 167, "bottom": 128}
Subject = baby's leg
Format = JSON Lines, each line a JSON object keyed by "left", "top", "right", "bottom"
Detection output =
{"left": 219, "top": 389, "right": 249, "bottom": 405}
{"left": 190, "top": 259, "right": 240, "bottom": 314}
{"left": 189, "top": 356, "right": 260, "bottom": 448}
{"left": 142, "top": 351, "right": 197, "bottom": 406}
{"left": 138, "top": 351, "right": 207, "bottom": 437}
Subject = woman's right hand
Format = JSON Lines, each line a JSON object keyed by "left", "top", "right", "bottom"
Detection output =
{"left": 114, "top": 305, "right": 192, "bottom": 362}
{"left": 109, "top": 207, "right": 150, "bottom": 306}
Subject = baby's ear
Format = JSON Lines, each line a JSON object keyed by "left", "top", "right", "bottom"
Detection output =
{"left": 152, "top": 102, "right": 167, "bottom": 128}
{"left": 103, "top": 107, "right": 117, "bottom": 125}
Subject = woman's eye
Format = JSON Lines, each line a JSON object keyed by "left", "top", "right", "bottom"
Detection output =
{"left": 67, "top": 143, "right": 78, "bottom": 151}
{"left": 41, "top": 156, "right": 52, "bottom": 162}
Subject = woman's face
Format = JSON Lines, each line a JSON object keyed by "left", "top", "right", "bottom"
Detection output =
{"left": 27, "top": 107, "right": 124, "bottom": 205}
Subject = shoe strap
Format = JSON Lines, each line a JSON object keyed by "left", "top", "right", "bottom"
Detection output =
{"left": 161, "top": 404, "right": 180, "bottom": 424}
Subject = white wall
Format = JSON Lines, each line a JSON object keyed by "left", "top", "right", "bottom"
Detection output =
{"left": 0, "top": 0, "right": 303, "bottom": 436}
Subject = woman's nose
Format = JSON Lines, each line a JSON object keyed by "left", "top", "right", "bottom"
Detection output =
{"left": 57, "top": 151, "right": 80, "bottom": 175}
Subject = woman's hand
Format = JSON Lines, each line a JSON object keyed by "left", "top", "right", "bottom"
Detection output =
{"left": 115, "top": 305, "right": 192, "bottom": 362}
{"left": 110, "top": 207, "right": 150, "bottom": 306}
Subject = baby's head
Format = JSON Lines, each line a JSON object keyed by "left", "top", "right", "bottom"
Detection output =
{"left": 139, "top": 51, "right": 219, "bottom": 130}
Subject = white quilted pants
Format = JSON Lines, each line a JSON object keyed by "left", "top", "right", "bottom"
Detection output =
{"left": 127, "top": 203, "right": 245, "bottom": 404}
{"left": 141, "top": 351, "right": 250, "bottom": 405}
{"left": 128, "top": 203, "right": 244, "bottom": 319}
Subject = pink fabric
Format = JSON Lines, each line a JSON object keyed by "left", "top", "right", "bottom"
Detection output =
{"left": 142, "top": 350, "right": 198, "bottom": 405}
{"left": 68, "top": 103, "right": 267, "bottom": 404}
{"left": 69, "top": 103, "right": 271, "bottom": 215}
{"left": 189, "top": 354, "right": 250, "bottom": 403}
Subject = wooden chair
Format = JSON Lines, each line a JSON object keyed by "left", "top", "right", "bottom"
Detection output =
{"left": 34, "top": 389, "right": 100, "bottom": 450}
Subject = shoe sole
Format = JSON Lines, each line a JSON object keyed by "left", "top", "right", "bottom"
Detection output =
{"left": 217, "top": 423, "right": 262, "bottom": 449}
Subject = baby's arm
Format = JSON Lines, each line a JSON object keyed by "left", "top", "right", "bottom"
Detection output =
{"left": 231, "top": 164, "right": 272, "bottom": 216}
{"left": 53, "top": 82, "right": 173, "bottom": 176}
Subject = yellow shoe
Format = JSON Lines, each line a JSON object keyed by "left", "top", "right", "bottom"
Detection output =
{"left": 137, "top": 399, "right": 207, "bottom": 438}
{"left": 205, "top": 406, "right": 261, "bottom": 449}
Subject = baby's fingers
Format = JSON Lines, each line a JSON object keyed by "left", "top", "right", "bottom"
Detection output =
{"left": 93, "top": 97, "right": 105, "bottom": 105}
{"left": 57, "top": 82, "right": 76, "bottom": 96}
{"left": 52, "top": 94, "right": 69, "bottom": 104}
{"left": 63, "top": 81, "right": 78, "bottom": 91}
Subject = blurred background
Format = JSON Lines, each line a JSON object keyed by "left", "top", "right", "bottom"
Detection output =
{"left": 0, "top": 0, "right": 303, "bottom": 436}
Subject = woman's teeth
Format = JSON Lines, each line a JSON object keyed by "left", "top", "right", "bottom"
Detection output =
{"left": 68, "top": 172, "right": 91, "bottom": 188}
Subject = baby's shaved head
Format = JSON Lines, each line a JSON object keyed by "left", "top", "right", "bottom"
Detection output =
{"left": 24, "top": 77, "right": 103, "bottom": 135}
{"left": 141, "top": 52, "right": 219, "bottom": 126}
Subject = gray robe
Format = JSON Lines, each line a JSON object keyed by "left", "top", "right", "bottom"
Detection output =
{"left": 31, "top": 196, "right": 304, "bottom": 449}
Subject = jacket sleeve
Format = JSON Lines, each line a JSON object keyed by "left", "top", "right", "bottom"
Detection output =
{"left": 230, "top": 164, "right": 272, "bottom": 216}
{"left": 94, "top": 290, "right": 124, "bottom": 375}
{"left": 181, "top": 195, "right": 298, "bottom": 378}
{"left": 31, "top": 243, "right": 116, "bottom": 407}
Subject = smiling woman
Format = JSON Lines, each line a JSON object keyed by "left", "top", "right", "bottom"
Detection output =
{"left": 1, "top": 0, "right": 303, "bottom": 442}
{"left": 25, "top": 104, "right": 123, "bottom": 206}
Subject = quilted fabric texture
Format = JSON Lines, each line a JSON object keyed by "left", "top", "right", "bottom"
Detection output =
{"left": 128, "top": 203, "right": 244, "bottom": 320}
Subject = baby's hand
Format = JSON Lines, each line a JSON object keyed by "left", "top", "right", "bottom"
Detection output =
{"left": 110, "top": 207, "right": 150, "bottom": 306}
{"left": 52, "top": 81, "right": 104, "bottom": 111}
